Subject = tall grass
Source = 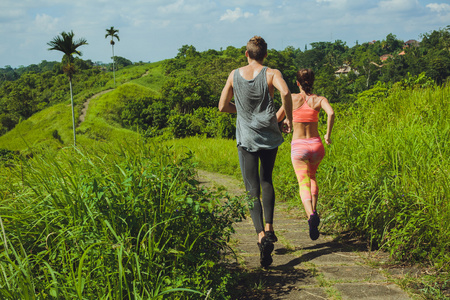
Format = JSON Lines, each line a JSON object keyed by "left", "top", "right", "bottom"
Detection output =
{"left": 0, "top": 142, "right": 245, "bottom": 298}
{"left": 167, "top": 84, "right": 449, "bottom": 272}
{"left": 162, "top": 137, "right": 241, "bottom": 177}
{"left": 319, "top": 84, "right": 449, "bottom": 268}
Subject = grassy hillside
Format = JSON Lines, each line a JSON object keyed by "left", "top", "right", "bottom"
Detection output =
{"left": 0, "top": 62, "right": 163, "bottom": 152}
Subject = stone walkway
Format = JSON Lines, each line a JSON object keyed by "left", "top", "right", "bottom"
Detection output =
{"left": 197, "top": 169, "right": 414, "bottom": 300}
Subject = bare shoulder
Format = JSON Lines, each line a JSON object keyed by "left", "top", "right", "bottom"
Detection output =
{"left": 266, "top": 67, "right": 282, "bottom": 77}
{"left": 316, "top": 95, "right": 334, "bottom": 113}
{"left": 266, "top": 68, "right": 283, "bottom": 87}
{"left": 292, "top": 93, "right": 303, "bottom": 102}
{"left": 227, "top": 69, "right": 235, "bottom": 85}
{"left": 319, "top": 95, "right": 330, "bottom": 104}
{"left": 310, "top": 94, "right": 327, "bottom": 109}
{"left": 291, "top": 92, "right": 303, "bottom": 108}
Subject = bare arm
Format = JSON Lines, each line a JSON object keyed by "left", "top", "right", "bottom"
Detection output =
{"left": 276, "top": 107, "right": 285, "bottom": 122}
{"left": 218, "top": 71, "right": 236, "bottom": 113}
{"left": 320, "top": 97, "right": 335, "bottom": 145}
{"left": 272, "top": 69, "right": 292, "bottom": 132}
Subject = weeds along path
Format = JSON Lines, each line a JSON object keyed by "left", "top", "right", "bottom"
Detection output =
{"left": 78, "top": 89, "right": 113, "bottom": 125}
{"left": 196, "top": 169, "right": 416, "bottom": 299}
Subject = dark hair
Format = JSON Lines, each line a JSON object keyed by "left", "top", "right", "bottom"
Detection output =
{"left": 296, "top": 68, "right": 315, "bottom": 94}
{"left": 246, "top": 36, "right": 267, "bottom": 61}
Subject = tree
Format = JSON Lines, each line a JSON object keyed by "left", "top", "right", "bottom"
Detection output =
{"left": 105, "top": 26, "right": 120, "bottom": 87}
{"left": 48, "top": 31, "right": 88, "bottom": 147}
{"left": 114, "top": 56, "right": 133, "bottom": 69}
{"left": 176, "top": 45, "right": 199, "bottom": 59}
{"left": 382, "top": 33, "right": 403, "bottom": 53}
{"left": 353, "top": 45, "right": 380, "bottom": 89}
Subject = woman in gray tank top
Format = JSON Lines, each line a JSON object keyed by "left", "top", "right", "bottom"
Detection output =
{"left": 219, "top": 36, "right": 293, "bottom": 268}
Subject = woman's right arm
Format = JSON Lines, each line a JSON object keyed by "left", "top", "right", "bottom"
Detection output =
{"left": 320, "top": 97, "right": 335, "bottom": 145}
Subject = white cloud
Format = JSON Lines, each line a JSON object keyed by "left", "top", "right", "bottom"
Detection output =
{"left": 157, "top": 0, "right": 213, "bottom": 15}
{"left": 217, "top": 0, "right": 273, "bottom": 7}
{"left": 378, "top": 0, "right": 419, "bottom": 11}
{"left": 220, "top": 7, "right": 253, "bottom": 22}
{"left": 426, "top": 3, "right": 450, "bottom": 13}
{"left": 34, "top": 14, "right": 59, "bottom": 33}
{"left": 158, "top": 0, "right": 185, "bottom": 14}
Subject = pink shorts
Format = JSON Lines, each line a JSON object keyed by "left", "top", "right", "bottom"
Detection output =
{"left": 291, "top": 137, "right": 325, "bottom": 163}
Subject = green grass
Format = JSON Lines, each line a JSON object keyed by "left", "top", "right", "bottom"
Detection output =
{"left": 319, "top": 85, "right": 449, "bottom": 265}
{"left": 162, "top": 137, "right": 241, "bottom": 177}
{"left": 132, "top": 61, "right": 166, "bottom": 92}
{"left": 0, "top": 102, "right": 74, "bottom": 151}
{"left": 0, "top": 62, "right": 165, "bottom": 152}
{"left": 0, "top": 142, "right": 246, "bottom": 298}
{"left": 163, "top": 84, "right": 450, "bottom": 299}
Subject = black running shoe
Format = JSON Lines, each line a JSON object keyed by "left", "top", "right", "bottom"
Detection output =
{"left": 265, "top": 231, "right": 278, "bottom": 243}
{"left": 257, "top": 236, "right": 274, "bottom": 268}
{"left": 308, "top": 213, "right": 320, "bottom": 241}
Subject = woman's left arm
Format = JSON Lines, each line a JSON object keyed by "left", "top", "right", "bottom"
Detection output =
{"left": 321, "top": 97, "right": 335, "bottom": 145}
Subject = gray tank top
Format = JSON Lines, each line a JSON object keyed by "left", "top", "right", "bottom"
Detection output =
{"left": 233, "top": 66, "right": 283, "bottom": 152}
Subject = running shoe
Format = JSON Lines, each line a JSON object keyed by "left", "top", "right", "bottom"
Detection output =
{"left": 265, "top": 231, "right": 278, "bottom": 243}
{"left": 308, "top": 212, "right": 320, "bottom": 240}
{"left": 257, "top": 236, "right": 274, "bottom": 268}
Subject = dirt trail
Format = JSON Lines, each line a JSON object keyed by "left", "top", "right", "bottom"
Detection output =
{"left": 78, "top": 69, "right": 150, "bottom": 126}
{"left": 197, "top": 169, "right": 417, "bottom": 300}
{"left": 78, "top": 89, "right": 113, "bottom": 125}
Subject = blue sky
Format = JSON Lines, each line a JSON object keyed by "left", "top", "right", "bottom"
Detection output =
{"left": 1, "top": 0, "right": 449, "bottom": 67}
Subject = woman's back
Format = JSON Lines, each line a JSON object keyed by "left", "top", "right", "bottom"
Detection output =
{"left": 292, "top": 92, "right": 323, "bottom": 140}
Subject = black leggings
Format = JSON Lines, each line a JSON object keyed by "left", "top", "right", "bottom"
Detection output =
{"left": 237, "top": 146, "right": 278, "bottom": 234}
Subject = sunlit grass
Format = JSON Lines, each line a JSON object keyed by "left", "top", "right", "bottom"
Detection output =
{"left": 0, "top": 142, "right": 245, "bottom": 298}
{"left": 162, "top": 137, "right": 240, "bottom": 177}
{"left": 0, "top": 62, "right": 164, "bottom": 152}
{"left": 0, "top": 102, "right": 73, "bottom": 151}
{"left": 165, "top": 85, "right": 450, "bottom": 275}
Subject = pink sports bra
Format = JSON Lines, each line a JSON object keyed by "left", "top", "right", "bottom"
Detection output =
{"left": 292, "top": 95, "right": 319, "bottom": 123}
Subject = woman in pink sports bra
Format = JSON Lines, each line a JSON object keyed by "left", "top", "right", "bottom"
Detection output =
{"left": 287, "top": 68, "right": 335, "bottom": 240}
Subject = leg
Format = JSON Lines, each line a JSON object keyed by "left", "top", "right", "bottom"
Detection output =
{"left": 237, "top": 146, "right": 264, "bottom": 236}
{"left": 296, "top": 159, "right": 314, "bottom": 217}
{"left": 291, "top": 139, "right": 325, "bottom": 218}
{"left": 308, "top": 141, "right": 325, "bottom": 213}
{"left": 292, "top": 138, "right": 325, "bottom": 241}
{"left": 258, "top": 147, "right": 278, "bottom": 232}
{"left": 238, "top": 146, "right": 275, "bottom": 268}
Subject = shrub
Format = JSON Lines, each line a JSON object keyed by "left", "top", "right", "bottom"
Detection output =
{"left": 0, "top": 142, "right": 246, "bottom": 298}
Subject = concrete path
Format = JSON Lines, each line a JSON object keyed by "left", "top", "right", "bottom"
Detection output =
{"left": 197, "top": 169, "right": 413, "bottom": 300}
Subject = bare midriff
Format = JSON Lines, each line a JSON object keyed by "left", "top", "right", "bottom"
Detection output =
{"left": 292, "top": 122, "right": 320, "bottom": 140}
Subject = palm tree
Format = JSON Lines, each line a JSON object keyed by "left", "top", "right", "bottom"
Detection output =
{"left": 105, "top": 26, "right": 120, "bottom": 87}
{"left": 48, "top": 31, "right": 88, "bottom": 147}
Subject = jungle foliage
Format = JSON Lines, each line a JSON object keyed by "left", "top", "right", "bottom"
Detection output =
{"left": 2, "top": 27, "right": 450, "bottom": 139}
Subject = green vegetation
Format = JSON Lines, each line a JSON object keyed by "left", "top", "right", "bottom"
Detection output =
{"left": 166, "top": 82, "right": 450, "bottom": 298}
{"left": 0, "top": 142, "right": 246, "bottom": 298}
{"left": 323, "top": 82, "right": 449, "bottom": 263}
{"left": 0, "top": 26, "right": 449, "bottom": 298}
{"left": 164, "top": 78, "right": 450, "bottom": 271}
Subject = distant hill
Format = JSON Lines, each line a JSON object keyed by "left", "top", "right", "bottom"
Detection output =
{"left": 0, "top": 62, "right": 165, "bottom": 152}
